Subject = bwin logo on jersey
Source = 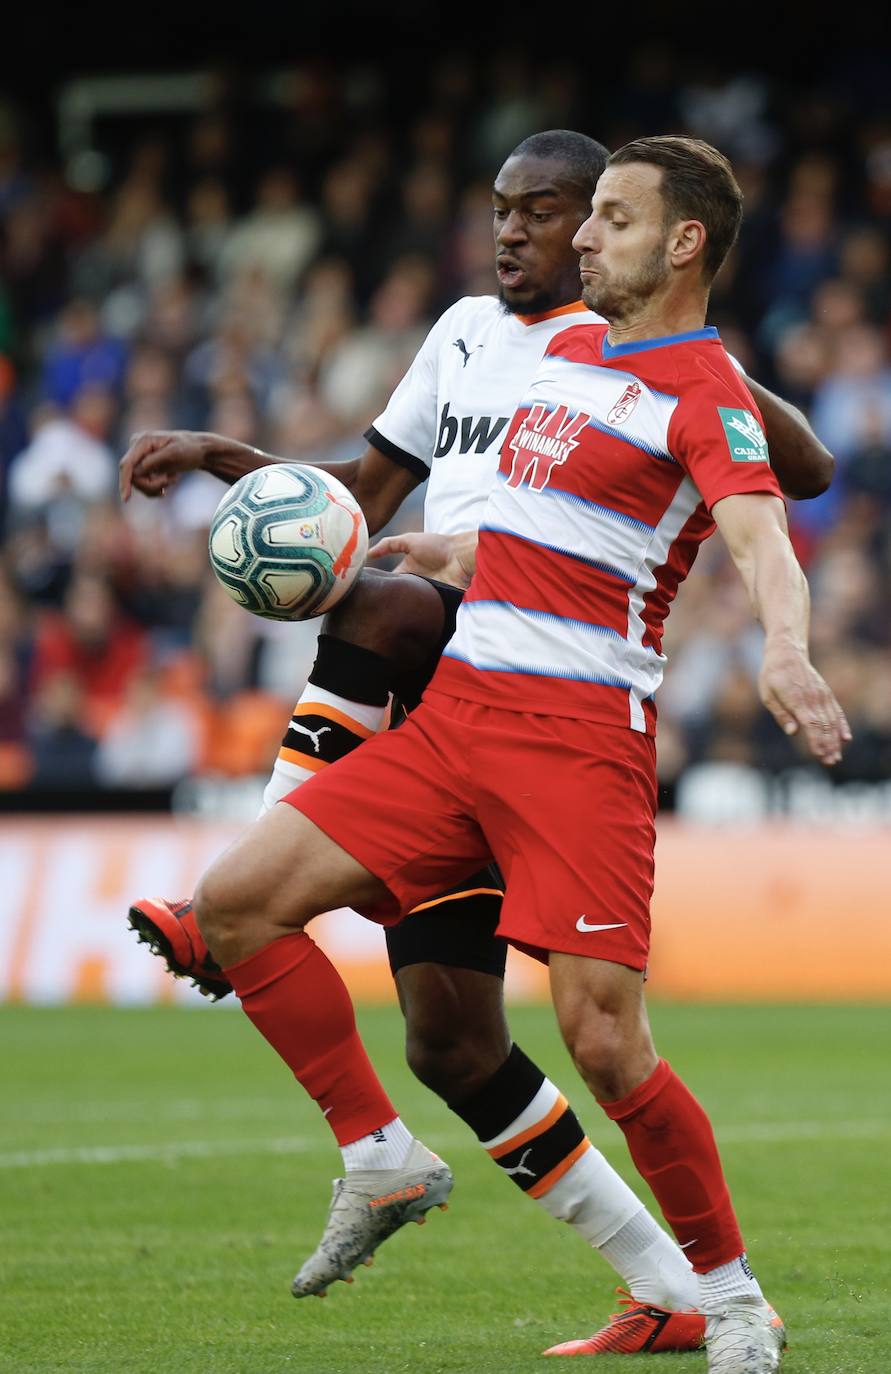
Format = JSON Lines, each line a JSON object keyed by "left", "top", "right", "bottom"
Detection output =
{"left": 718, "top": 407, "right": 770, "bottom": 463}
{"left": 506, "top": 403, "right": 591, "bottom": 491}
{"left": 433, "top": 402, "right": 509, "bottom": 458}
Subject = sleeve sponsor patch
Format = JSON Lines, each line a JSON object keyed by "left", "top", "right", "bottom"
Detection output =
{"left": 718, "top": 407, "right": 770, "bottom": 463}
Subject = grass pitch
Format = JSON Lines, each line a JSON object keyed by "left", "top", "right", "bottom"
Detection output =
{"left": 1, "top": 1002, "right": 888, "bottom": 1373}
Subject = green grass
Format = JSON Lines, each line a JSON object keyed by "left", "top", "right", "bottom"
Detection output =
{"left": 1, "top": 1003, "right": 888, "bottom": 1373}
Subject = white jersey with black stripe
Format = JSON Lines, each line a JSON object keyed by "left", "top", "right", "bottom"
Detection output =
{"left": 366, "top": 295, "right": 604, "bottom": 536}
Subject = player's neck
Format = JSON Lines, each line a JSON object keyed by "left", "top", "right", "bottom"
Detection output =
{"left": 605, "top": 289, "right": 708, "bottom": 346}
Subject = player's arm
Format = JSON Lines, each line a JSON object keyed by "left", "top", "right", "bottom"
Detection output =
{"left": 119, "top": 432, "right": 420, "bottom": 535}
{"left": 120, "top": 303, "right": 458, "bottom": 528}
{"left": 368, "top": 529, "right": 479, "bottom": 588}
{"left": 712, "top": 492, "right": 850, "bottom": 765}
{"left": 743, "top": 379, "right": 834, "bottom": 500}
{"left": 328, "top": 447, "right": 422, "bottom": 534}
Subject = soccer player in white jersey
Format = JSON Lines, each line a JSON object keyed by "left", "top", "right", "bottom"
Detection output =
{"left": 120, "top": 132, "right": 834, "bottom": 1359}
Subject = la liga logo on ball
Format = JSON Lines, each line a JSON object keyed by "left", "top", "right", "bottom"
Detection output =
{"left": 208, "top": 464, "right": 368, "bottom": 621}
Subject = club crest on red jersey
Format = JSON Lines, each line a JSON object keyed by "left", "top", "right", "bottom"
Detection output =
{"left": 607, "top": 381, "right": 641, "bottom": 426}
{"left": 506, "top": 402, "right": 591, "bottom": 492}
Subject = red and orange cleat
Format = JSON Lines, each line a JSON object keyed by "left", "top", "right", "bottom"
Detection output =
{"left": 544, "top": 1289, "right": 706, "bottom": 1357}
{"left": 127, "top": 897, "right": 233, "bottom": 1001}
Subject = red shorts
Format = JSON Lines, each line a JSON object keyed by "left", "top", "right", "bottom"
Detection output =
{"left": 286, "top": 691, "right": 657, "bottom": 970}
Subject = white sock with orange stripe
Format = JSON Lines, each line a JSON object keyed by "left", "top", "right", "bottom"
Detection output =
{"left": 259, "top": 685, "right": 388, "bottom": 816}
{"left": 455, "top": 1047, "right": 699, "bottom": 1311}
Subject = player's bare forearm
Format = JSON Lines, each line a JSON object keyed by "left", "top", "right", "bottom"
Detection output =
{"left": 713, "top": 493, "right": 850, "bottom": 764}
{"left": 368, "top": 530, "right": 478, "bottom": 588}
{"left": 746, "top": 379, "right": 834, "bottom": 499}
{"left": 119, "top": 433, "right": 418, "bottom": 533}
{"left": 201, "top": 436, "right": 285, "bottom": 484}
{"left": 721, "top": 497, "right": 808, "bottom": 646}
{"left": 119, "top": 430, "right": 283, "bottom": 501}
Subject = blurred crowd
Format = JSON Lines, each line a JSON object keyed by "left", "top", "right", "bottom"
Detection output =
{"left": 1, "top": 49, "right": 889, "bottom": 810}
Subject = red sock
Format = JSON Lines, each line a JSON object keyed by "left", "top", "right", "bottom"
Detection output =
{"left": 225, "top": 932, "right": 396, "bottom": 1147}
{"left": 600, "top": 1058, "right": 744, "bottom": 1272}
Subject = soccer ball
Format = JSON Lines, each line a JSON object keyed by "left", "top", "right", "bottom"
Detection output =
{"left": 208, "top": 463, "right": 368, "bottom": 621}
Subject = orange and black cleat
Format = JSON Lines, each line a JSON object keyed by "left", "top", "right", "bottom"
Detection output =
{"left": 544, "top": 1289, "right": 706, "bottom": 1356}
{"left": 127, "top": 897, "right": 233, "bottom": 1001}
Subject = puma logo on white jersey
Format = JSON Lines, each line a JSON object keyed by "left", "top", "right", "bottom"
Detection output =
{"left": 291, "top": 721, "right": 332, "bottom": 754}
{"left": 453, "top": 338, "right": 484, "bottom": 367}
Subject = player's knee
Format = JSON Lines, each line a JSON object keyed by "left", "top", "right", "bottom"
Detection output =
{"left": 396, "top": 961, "right": 511, "bottom": 1099}
{"left": 405, "top": 1027, "right": 475, "bottom": 1099}
{"left": 327, "top": 569, "right": 444, "bottom": 667}
{"left": 404, "top": 1019, "right": 505, "bottom": 1101}
{"left": 193, "top": 862, "right": 250, "bottom": 951}
{"left": 563, "top": 1009, "right": 655, "bottom": 1102}
{"left": 404, "top": 1026, "right": 451, "bottom": 1095}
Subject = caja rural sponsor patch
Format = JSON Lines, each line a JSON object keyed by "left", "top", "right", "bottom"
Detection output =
{"left": 718, "top": 407, "right": 770, "bottom": 463}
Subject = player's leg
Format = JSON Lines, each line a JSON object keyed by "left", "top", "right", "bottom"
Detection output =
{"left": 390, "top": 904, "right": 703, "bottom": 1355}
{"left": 390, "top": 899, "right": 512, "bottom": 1097}
{"left": 127, "top": 568, "right": 449, "bottom": 998}
{"left": 385, "top": 693, "right": 703, "bottom": 1349}
{"left": 192, "top": 703, "right": 491, "bottom": 1297}
{"left": 549, "top": 956, "right": 784, "bottom": 1371}
{"left": 471, "top": 708, "right": 780, "bottom": 1368}
{"left": 190, "top": 799, "right": 451, "bottom": 1295}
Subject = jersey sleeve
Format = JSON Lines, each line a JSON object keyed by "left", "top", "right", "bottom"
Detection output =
{"left": 364, "top": 302, "right": 462, "bottom": 481}
{"left": 668, "top": 367, "right": 782, "bottom": 511}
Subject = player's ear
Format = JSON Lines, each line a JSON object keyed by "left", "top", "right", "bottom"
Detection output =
{"left": 669, "top": 219, "right": 706, "bottom": 272}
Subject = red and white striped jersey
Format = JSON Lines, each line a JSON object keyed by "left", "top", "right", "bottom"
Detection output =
{"left": 367, "top": 296, "right": 603, "bottom": 535}
{"left": 431, "top": 322, "right": 782, "bottom": 733}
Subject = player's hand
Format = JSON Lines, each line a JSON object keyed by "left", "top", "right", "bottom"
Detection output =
{"left": 758, "top": 643, "right": 851, "bottom": 766}
{"left": 368, "top": 531, "right": 477, "bottom": 589}
{"left": 119, "top": 430, "right": 208, "bottom": 501}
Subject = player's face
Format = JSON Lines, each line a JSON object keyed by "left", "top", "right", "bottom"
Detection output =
{"left": 492, "top": 155, "right": 591, "bottom": 315}
{"left": 572, "top": 163, "right": 671, "bottom": 322}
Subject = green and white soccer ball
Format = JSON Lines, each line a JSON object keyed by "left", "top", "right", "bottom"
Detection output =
{"left": 208, "top": 463, "right": 368, "bottom": 621}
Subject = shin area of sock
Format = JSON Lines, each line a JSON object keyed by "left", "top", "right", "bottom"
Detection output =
{"left": 225, "top": 931, "right": 396, "bottom": 1146}
{"left": 600, "top": 1058, "right": 745, "bottom": 1273}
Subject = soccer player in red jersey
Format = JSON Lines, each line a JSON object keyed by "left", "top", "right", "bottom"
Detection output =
{"left": 185, "top": 137, "right": 847, "bottom": 1372}
{"left": 122, "top": 133, "right": 834, "bottom": 1360}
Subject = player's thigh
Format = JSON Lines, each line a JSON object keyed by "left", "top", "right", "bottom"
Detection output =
{"left": 477, "top": 717, "right": 657, "bottom": 970}
{"left": 385, "top": 878, "right": 505, "bottom": 979}
{"left": 390, "top": 579, "right": 464, "bottom": 710}
{"left": 326, "top": 567, "right": 451, "bottom": 671}
{"left": 288, "top": 705, "right": 492, "bottom": 915}
{"left": 198, "top": 804, "right": 390, "bottom": 931}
